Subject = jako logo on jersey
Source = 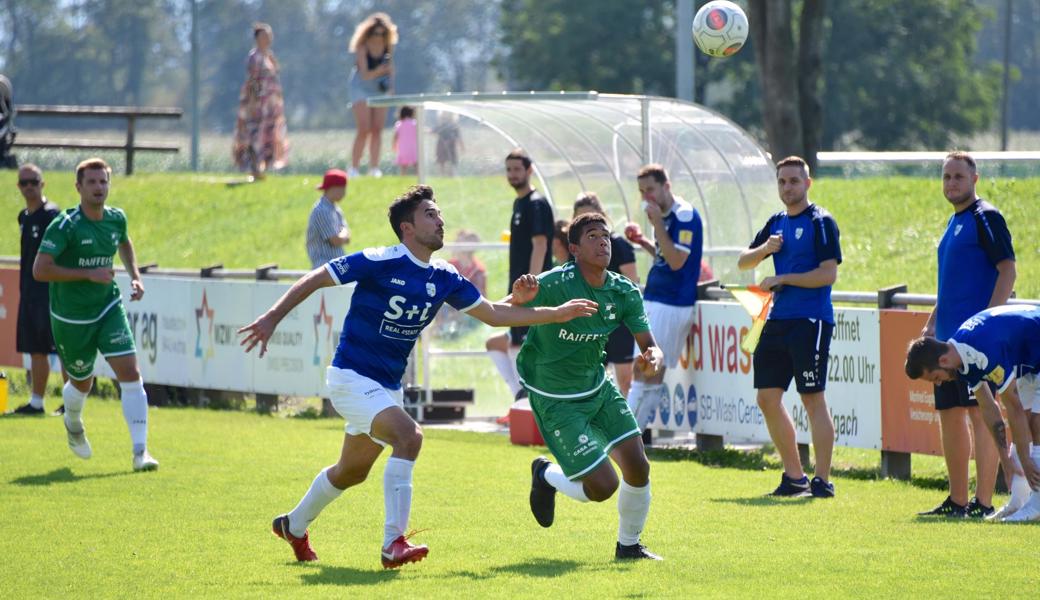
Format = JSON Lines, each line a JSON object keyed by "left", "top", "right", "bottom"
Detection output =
{"left": 390, "top": 278, "right": 406, "bottom": 286}
{"left": 426, "top": 282, "right": 436, "bottom": 297}
{"left": 795, "top": 227, "right": 804, "bottom": 240}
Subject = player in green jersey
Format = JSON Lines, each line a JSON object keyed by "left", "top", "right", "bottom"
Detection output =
{"left": 33, "top": 158, "right": 158, "bottom": 472}
{"left": 518, "top": 212, "right": 665, "bottom": 560}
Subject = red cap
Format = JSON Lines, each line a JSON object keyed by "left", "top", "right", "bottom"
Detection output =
{"left": 317, "top": 169, "right": 348, "bottom": 190}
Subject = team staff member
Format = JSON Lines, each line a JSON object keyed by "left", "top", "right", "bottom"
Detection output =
{"left": 737, "top": 156, "right": 841, "bottom": 498}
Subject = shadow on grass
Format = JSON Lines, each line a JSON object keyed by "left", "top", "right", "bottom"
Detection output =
{"left": 448, "top": 558, "right": 603, "bottom": 580}
{"left": 10, "top": 467, "right": 130, "bottom": 487}
{"left": 711, "top": 496, "right": 816, "bottom": 507}
{"left": 298, "top": 564, "right": 400, "bottom": 586}
{"left": 646, "top": 446, "right": 951, "bottom": 491}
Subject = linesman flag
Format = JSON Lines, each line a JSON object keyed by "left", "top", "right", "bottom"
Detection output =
{"left": 726, "top": 285, "right": 773, "bottom": 354}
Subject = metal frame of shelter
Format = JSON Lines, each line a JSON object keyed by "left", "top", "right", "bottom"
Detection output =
{"left": 367, "top": 91, "right": 777, "bottom": 403}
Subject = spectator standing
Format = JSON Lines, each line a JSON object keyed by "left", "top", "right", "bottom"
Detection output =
{"left": 306, "top": 169, "right": 351, "bottom": 268}
{"left": 232, "top": 22, "right": 289, "bottom": 180}
{"left": 347, "top": 13, "right": 398, "bottom": 178}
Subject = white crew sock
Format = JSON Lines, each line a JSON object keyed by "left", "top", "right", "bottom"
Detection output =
{"left": 62, "top": 381, "right": 89, "bottom": 431}
{"left": 29, "top": 394, "right": 44, "bottom": 409}
{"left": 1004, "top": 444, "right": 1031, "bottom": 511}
{"left": 119, "top": 379, "right": 149, "bottom": 455}
{"left": 617, "top": 480, "right": 652, "bottom": 546}
{"left": 543, "top": 462, "right": 589, "bottom": 502}
{"left": 288, "top": 467, "right": 343, "bottom": 537}
{"left": 489, "top": 350, "right": 522, "bottom": 398}
{"left": 383, "top": 457, "right": 415, "bottom": 547}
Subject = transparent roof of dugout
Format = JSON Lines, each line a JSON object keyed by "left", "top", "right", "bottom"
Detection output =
{"left": 370, "top": 91, "right": 776, "bottom": 282}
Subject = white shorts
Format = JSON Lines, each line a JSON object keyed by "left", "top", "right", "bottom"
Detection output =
{"left": 641, "top": 301, "right": 697, "bottom": 369}
{"left": 1016, "top": 373, "right": 1040, "bottom": 413}
{"left": 326, "top": 366, "right": 404, "bottom": 444}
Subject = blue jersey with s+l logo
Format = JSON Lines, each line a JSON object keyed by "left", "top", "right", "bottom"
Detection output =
{"left": 950, "top": 305, "right": 1040, "bottom": 393}
{"left": 642, "top": 196, "right": 703, "bottom": 306}
{"left": 324, "top": 244, "right": 483, "bottom": 389}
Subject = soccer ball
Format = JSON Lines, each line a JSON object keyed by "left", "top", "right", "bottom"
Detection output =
{"left": 692, "top": 1, "right": 749, "bottom": 58}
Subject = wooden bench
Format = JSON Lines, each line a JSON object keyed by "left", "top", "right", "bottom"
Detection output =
{"left": 12, "top": 104, "right": 183, "bottom": 175}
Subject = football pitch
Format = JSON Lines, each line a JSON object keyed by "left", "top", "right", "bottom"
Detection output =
{"left": 1, "top": 396, "right": 1037, "bottom": 599}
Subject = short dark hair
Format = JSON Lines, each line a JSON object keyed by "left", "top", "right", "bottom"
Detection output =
{"left": 399, "top": 105, "right": 415, "bottom": 120}
{"left": 388, "top": 185, "right": 435, "bottom": 241}
{"left": 573, "top": 191, "right": 605, "bottom": 216}
{"left": 553, "top": 219, "right": 570, "bottom": 246}
{"left": 76, "top": 158, "right": 111, "bottom": 183}
{"left": 775, "top": 155, "right": 810, "bottom": 177}
{"left": 904, "top": 337, "right": 949, "bottom": 380}
{"left": 505, "top": 148, "right": 532, "bottom": 169}
{"left": 637, "top": 164, "right": 668, "bottom": 184}
{"left": 568, "top": 212, "right": 609, "bottom": 246}
{"left": 253, "top": 22, "right": 272, "bottom": 38}
{"left": 944, "top": 150, "right": 977, "bottom": 174}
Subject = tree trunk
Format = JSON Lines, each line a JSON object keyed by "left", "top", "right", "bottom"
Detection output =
{"left": 749, "top": 0, "right": 803, "bottom": 164}
{"left": 797, "top": 0, "right": 826, "bottom": 175}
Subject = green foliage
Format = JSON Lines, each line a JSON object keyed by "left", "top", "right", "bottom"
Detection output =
{"left": 0, "top": 398, "right": 1037, "bottom": 598}
{"left": 497, "top": 0, "right": 677, "bottom": 94}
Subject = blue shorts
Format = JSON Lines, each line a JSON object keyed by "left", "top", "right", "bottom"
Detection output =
{"left": 348, "top": 69, "right": 389, "bottom": 103}
{"left": 753, "top": 319, "right": 833, "bottom": 393}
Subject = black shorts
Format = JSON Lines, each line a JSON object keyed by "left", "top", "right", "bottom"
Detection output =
{"left": 16, "top": 296, "right": 57, "bottom": 354}
{"left": 753, "top": 319, "right": 833, "bottom": 394}
{"left": 603, "top": 325, "right": 636, "bottom": 365}
{"left": 932, "top": 379, "right": 995, "bottom": 410}
{"left": 508, "top": 326, "right": 528, "bottom": 346}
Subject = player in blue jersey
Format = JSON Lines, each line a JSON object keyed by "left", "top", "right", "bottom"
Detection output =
{"left": 238, "top": 185, "right": 597, "bottom": 568}
{"left": 917, "top": 151, "right": 1016, "bottom": 519}
{"left": 623, "top": 164, "right": 703, "bottom": 432}
{"left": 906, "top": 304, "right": 1040, "bottom": 522}
{"left": 738, "top": 156, "right": 841, "bottom": 498}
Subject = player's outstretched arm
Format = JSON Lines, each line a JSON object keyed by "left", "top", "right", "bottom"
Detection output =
{"left": 633, "top": 330, "right": 664, "bottom": 378}
{"left": 466, "top": 297, "right": 597, "bottom": 328}
{"left": 239, "top": 267, "right": 336, "bottom": 357}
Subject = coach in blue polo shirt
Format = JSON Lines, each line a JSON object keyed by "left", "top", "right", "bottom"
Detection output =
{"left": 917, "top": 151, "right": 1016, "bottom": 519}
{"left": 738, "top": 155, "right": 842, "bottom": 499}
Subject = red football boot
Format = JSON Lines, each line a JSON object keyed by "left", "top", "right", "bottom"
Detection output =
{"left": 381, "top": 532, "right": 429, "bottom": 569}
{"left": 272, "top": 515, "right": 318, "bottom": 562}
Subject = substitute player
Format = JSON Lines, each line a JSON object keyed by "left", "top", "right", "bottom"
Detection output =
{"left": 906, "top": 304, "right": 1040, "bottom": 522}
{"left": 33, "top": 158, "right": 158, "bottom": 471}
{"left": 239, "top": 185, "right": 596, "bottom": 568}
{"left": 737, "top": 156, "right": 841, "bottom": 498}
{"left": 623, "top": 164, "right": 702, "bottom": 432}
{"left": 522, "top": 212, "right": 664, "bottom": 560}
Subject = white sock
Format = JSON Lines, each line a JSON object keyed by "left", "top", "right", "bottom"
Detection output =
{"left": 617, "top": 480, "right": 652, "bottom": 546}
{"left": 62, "top": 381, "right": 88, "bottom": 431}
{"left": 383, "top": 457, "right": 415, "bottom": 547}
{"left": 288, "top": 467, "right": 343, "bottom": 537}
{"left": 489, "top": 350, "right": 522, "bottom": 397}
{"left": 29, "top": 394, "right": 44, "bottom": 409}
{"left": 543, "top": 462, "right": 589, "bottom": 502}
{"left": 120, "top": 379, "right": 149, "bottom": 455}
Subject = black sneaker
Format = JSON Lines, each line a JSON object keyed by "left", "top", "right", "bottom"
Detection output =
{"left": 615, "top": 542, "right": 663, "bottom": 561}
{"left": 529, "top": 456, "right": 556, "bottom": 528}
{"left": 917, "top": 496, "right": 967, "bottom": 518}
{"left": 12, "top": 403, "right": 44, "bottom": 415}
{"left": 965, "top": 497, "right": 995, "bottom": 519}
{"left": 810, "top": 476, "right": 835, "bottom": 498}
{"left": 770, "top": 473, "right": 811, "bottom": 497}
{"left": 52, "top": 404, "right": 65, "bottom": 416}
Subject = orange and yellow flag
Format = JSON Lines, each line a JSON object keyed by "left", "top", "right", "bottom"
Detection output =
{"left": 727, "top": 285, "right": 773, "bottom": 354}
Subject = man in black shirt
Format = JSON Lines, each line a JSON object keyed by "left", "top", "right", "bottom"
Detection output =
{"left": 14, "top": 163, "right": 63, "bottom": 415}
{"left": 486, "top": 149, "right": 555, "bottom": 402}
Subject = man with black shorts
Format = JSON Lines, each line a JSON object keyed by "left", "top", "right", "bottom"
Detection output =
{"left": 485, "top": 148, "right": 554, "bottom": 403}
{"left": 14, "top": 164, "right": 63, "bottom": 415}
{"left": 917, "top": 151, "right": 1015, "bottom": 518}
{"left": 737, "top": 156, "right": 841, "bottom": 498}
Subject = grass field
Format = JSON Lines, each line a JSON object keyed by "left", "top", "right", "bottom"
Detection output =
{"left": 1, "top": 396, "right": 1037, "bottom": 599}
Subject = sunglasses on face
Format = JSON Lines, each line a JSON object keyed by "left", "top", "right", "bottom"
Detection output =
{"left": 18, "top": 179, "right": 40, "bottom": 187}
{"left": 371, "top": 28, "right": 387, "bottom": 36}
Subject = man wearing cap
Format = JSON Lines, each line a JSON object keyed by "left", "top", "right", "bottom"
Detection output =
{"left": 307, "top": 169, "right": 351, "bottom": 268}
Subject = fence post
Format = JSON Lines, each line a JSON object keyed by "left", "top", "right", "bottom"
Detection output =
{"left": 125, "top": 115, "right": 136, "bottom": 175}
{"left": 694, "top": 280, "right": 726, "bottom": 453}
{"left": 878, "top": 284, "right": 912, "bottom": 481}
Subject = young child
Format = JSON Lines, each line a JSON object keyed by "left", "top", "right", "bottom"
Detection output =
{"left": 393, "top": 105, "right": 418, "bottom": 176}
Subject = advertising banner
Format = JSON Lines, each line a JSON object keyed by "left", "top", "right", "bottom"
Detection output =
{"left": 878, "top": 309, "right": 943, "bottom": 456}
{"left": 0, "top": 268, "right": 22, "bottom": 367}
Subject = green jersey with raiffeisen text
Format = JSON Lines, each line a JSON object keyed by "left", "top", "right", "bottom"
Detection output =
{"left": 38, "top": 206, "right": 128, "bottom": 323}
{"left": 516, "top": 261, "right": 649, "bottom": 399}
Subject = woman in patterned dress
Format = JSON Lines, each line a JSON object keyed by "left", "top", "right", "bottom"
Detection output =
{"left": 232, "top": 22, "right": 289, "bottom": 179}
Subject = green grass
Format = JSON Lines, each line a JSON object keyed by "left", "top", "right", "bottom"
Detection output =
{"left": 0, "top": 396, "right": 1035, "bottom": 599}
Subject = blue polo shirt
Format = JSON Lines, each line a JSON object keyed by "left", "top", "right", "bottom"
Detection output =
{"left": 950, "top": 305, "right": 1040, "bottom": 393}
{"left": 749, "top": 203, "right": 842, "bottom": 323}
{"left": 642, "top": 197, "right": 703, "bottom": 307}
{"left": 935, "top": 199, "right": 1015, "bottom": 341}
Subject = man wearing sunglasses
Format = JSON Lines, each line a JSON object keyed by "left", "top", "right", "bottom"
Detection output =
{"left": 14, "top": 164, "right": 63, "bottom": 415}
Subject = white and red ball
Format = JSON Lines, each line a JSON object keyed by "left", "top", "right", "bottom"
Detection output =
{"left": 692, "top": 1, "right": 749, "bottom": 58}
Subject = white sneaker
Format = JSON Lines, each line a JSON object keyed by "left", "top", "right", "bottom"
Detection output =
{"left": 989, "top": 474, "right": 1033, "bottom": 521}
{"left": 347, "top": 167, "right": 360, "bottom": 178}
{"left": 133, "top": 451, "right": 159, "bottom": 472}
{"left": 1003, "top": 492, "right": 1040, "bottom": 523}
{"left": 65, "top": 420, "right": 92, "bottom": 460}
{"left": 370, "top": 167, "right": 383, "bottom": 178}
